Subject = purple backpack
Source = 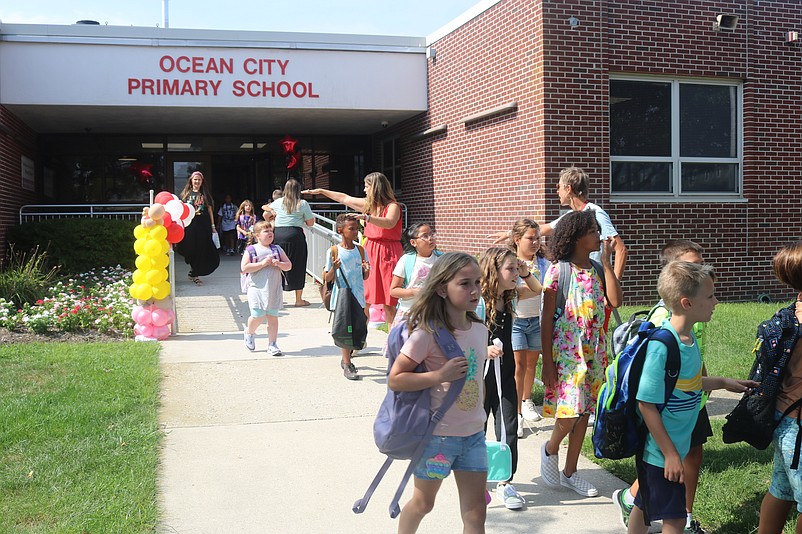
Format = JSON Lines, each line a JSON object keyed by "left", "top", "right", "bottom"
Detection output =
{"left": 353, "top": 321, "right": 466, "bottom": 518}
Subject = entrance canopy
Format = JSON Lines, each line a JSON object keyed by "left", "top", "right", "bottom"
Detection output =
{"left": 0, "top": 24, "right": 428, "bottom": 134}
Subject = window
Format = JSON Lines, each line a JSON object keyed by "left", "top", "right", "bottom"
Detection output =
{"left": 381, "top": 138, "right": 401, "bottom": 191}
{"left": 610, "top": 78, "right": 742, "bottom": 198}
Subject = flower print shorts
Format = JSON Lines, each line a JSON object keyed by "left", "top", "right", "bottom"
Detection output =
{"left": 413, "top": 431, "right": 487, "bottom": 480}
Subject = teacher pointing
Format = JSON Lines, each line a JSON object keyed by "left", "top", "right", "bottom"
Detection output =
{"left": 303, "top": 172, "right": 403, "bottom": 326}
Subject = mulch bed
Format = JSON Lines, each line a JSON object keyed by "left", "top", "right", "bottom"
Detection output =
{"left": 0, "top": 328, "right": 129, "bottom": 344}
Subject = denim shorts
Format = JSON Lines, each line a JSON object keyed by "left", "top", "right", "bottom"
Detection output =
{"left": 413, "top": 431, "right": 487, "bottom": 480}
{"left": 511, "top": 316, "right": 542, "bottom": 352}
{"left": 769, "top": 413, "right": 802, "bottom": 512}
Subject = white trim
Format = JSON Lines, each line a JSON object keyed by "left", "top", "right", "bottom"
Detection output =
{"left": 610, "top": 195, "right": 748, "bottom": 204}
{"left": 426, "top": 0, "right": 504, "bottom": 45}
{"left": 609, "top": 76, "right": 743, "bottom": 198}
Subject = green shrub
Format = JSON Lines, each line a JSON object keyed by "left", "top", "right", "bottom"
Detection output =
{"left": 0, "top": 246, "right": 60, "bottom": 307}
{"left": 7, "top": 218, "right": 138, "bottom": 274}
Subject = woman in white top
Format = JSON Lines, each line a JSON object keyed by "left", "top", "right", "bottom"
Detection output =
{"left": 262, "top": 179, "right": 315, "bottom": 306}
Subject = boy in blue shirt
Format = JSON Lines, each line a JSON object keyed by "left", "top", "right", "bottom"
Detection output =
{"left": 628, "top": 261, "right": 755, "bottom": 534}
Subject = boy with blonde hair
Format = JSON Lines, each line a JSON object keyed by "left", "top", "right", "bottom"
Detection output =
{"left": 627, "top": 261, "right": 755, "bottom": 534}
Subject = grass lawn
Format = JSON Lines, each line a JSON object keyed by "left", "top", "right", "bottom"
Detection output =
{"left": 575, "top": 302, "right": 800, "bottom": 533}
{"left": 0, "top": 341, "right": 161, "bottom": 532}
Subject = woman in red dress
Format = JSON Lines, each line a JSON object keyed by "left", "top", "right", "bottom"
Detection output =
{"left": 303, "top": 172, "right": 403, "bottom": 325}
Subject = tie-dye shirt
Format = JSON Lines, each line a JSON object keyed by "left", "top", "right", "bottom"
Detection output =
{"left": 636, "top": 319, "right": 703, "bottom": 468}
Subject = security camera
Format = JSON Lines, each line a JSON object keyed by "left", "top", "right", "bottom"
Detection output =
{"left": 381, "top": 121, "right": 389, "bottom": 129}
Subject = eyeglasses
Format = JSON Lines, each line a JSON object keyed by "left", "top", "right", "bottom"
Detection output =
{"left": 414, "top": 232, "right": 436, "bottom": 240}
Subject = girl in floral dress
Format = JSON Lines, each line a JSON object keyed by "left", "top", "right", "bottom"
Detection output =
{"left": 539, "top": 210, "right": 622, "bottom": 499}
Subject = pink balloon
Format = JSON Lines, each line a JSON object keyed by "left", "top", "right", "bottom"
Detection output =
{"left": 131, "top": 305, "right": 143, "bottom": 322}
{"left": 133, "top": 324, "right": 144, "bottom": 336}
{"left": 135, "top": 307, "right": 153, "bottom": 326}
{"left": 151, "top": 307, "right": 173, "bottom": 327}
{"left": 152, "top": 325, "right": 170, "bottom": 340}
{"left": 140, "top": 324, "right": 154, "bottom": 338}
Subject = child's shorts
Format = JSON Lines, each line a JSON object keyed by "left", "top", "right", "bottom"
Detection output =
{"left": 689, "top": 406, "right": 713, "bottom": 448}
{"left": 633, "top": 461, "right": 687, "bottom": 522}
{"left": 769, "top": 413, "right": 802, "bottom": 511}
{"left": 251, "top": 308, "right": 279, "bottom": 318}
{"left": 511, "top": 316, "right": 542, "bottom": 352}
{"left": 413, "top": 431, "right": 487, "bottom": 480}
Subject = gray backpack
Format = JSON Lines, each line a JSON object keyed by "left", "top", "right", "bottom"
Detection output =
{"left": 352, "top": 322, "right": 466, "bottom": 518}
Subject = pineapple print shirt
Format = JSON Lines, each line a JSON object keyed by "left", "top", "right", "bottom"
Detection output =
{"left": 401, "top": 321, "right": 489, "bottom": 437}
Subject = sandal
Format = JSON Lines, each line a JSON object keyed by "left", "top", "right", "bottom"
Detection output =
{"left": 189, "top": 275, "right": 203, "bottom": 286}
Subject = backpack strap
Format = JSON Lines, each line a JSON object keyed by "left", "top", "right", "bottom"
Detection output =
{"left": 246, "top": 245, "right": 257, "bottom": 263}
{"left": 553, "top": 260, "right": 572, "bottom": 321}
{"left": 383, "top": 325, "right": 467, "bottom": 518}
{"left": 403, "top": 253, "right": 417, "bottom": 287}
{"left": 323, "top": 245, "right": 338, "bottom": 284}
{"left": 647, "top": 328, "right": 682, "bottom": 409}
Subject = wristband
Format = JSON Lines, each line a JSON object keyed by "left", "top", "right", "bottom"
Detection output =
{"left": 521, "top": 271, "right": 532, "bottom": 279}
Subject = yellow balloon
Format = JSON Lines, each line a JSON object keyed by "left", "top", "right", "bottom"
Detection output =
{"left": 144, "top": 239, "right": 162, "bottom": 257}
{"left": 152, "top": 281, "right": 171, "bottom": 300}
{"left": 137, "top": 283, "right": 154, "bottom": 301}
{"left": 149, "top": 225, "right": 167, "bottom": 241}
{"left": 134, "top": 238, "right": 147, "bottom": 255}
{"left": 160, "top": 239, "right": 170, "bottom": 255}
{"left": 133, "top": 225, "right": 148, "bottom": 239}
{"left": 129, "top": 284, "right": 139, "bottom": 299}
{"left": 145, "top": 268, "right": 167, "bottom": 286}
{"left": 135, "top": 255, "right": 153, "bottom": 271}
{"left": 132, "top": 269, "right": 145, "bottom": 284}
{"left": 151, "top": 254, "right": 169, "bottom": 270}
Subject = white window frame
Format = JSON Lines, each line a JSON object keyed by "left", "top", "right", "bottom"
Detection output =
{"left": 609, "top": 75, "right": 744, "bottom": 203}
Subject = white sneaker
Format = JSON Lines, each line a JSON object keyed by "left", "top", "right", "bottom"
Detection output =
{"left": 243, "top": 332, "right": 255, "bottom": 351}
{"left": 540, "top": 442, "right": 560, "bottom": 487}
{"left": 267, "top": 343, "right": 283, "bottom": 357}
{"left": 495, "top": 482, "right": 525, "bottom": 510}
{"left": 517, "top": 414, "right": 524, "bottom": 438}
{"left": 560, "top": 471, "right": 598, "bottom": 497}
{"left": 522, "top": 399, "right": 542, "bottom": 422}
{"left": 587, "top": 413, "right": 595, "bottom": 427}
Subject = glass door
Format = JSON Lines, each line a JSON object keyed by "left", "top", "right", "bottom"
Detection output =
{"left": 169, "top": 157, "right": 210, "bottom": 195}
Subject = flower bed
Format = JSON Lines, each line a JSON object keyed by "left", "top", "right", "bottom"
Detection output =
{"left": 0, "top": 266, "right": 133, "bottom": 336}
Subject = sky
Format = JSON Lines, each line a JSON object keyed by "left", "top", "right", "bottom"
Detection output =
{"left": 0, "top": 0, "right": 482, "bottom": 37}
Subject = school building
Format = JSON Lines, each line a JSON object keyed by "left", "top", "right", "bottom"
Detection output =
{"left": 1, "top": 0, "right": 800, "bottom": 302}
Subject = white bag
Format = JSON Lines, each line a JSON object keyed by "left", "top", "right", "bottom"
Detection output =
{"left": 212, "top": 232, "right": 221, "bottom": 249}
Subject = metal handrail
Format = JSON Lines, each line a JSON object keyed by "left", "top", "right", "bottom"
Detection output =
{"left": 307, "top": 201, "right": 408, "bottom": 229}
{"left": 19, "top": 203, "right": 148, "bottom": 224}
{"left": 305, "top": 213, "right": 342, "bottom": 283}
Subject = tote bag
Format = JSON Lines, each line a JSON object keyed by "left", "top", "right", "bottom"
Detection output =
{"left": 331, "top": 267, "right": 367, "bottom": 351}
{"left": 485, "top": 355, "right": 513, "bottom": 482}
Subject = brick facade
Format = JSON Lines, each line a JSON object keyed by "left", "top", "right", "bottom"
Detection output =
{"left": 0, "top": 106, "right": 39, "bottom": 263}
{"left": 387, "top": 0, "right": 802, "bottom": 303}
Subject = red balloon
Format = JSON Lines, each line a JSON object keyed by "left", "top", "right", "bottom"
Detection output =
{"left": 279, "top": 134, "right": 297, "bottom": 154}
{"left": 181, "top": 202, "right": 190, "bottom": 220}
{"left": 161, "top": 211, "right": 172, "bottom": 227}
{"left": 154, "top": 191, "right": 174, "bottom": 205}
{"left": 166, "top": 222, "right": 185, "bottom": 244}
{"left": 286, "top": 153, "right": 299, "bottom": 170}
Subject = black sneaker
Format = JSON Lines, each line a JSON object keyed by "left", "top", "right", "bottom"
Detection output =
{"left": 685, "top": 519, "right": 707, "bottom": 534}
{"left": 343, "top": 363, "right": 360, "bottom": 380}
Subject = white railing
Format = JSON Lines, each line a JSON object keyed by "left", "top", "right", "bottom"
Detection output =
{"left": 19, "top": 203, "right": 148, "bottom": 224}
{"left": 306, "top": 213, "right": 341, "bottom": 283}
{"left": 307, "top": 201, "right": 408, "bottom": 229}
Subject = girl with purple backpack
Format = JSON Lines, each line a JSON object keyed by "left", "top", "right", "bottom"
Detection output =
{"left": 388, "top": 252, "right": 501, "bottom": 533}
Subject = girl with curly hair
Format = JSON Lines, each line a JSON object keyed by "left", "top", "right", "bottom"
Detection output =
{"left": 538, "top": 209, "right": 622, "bottom": 499}
{"left": 477, "top": 246, "right": 538, "bottom": 510}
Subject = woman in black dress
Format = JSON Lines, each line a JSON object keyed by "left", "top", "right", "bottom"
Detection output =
{"left": 175, "top": 171, "right": 220, "bottom": 285}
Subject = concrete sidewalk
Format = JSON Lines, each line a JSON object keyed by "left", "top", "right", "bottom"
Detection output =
{"left": 157, "top": 255, "right": 634, "bottom": 533}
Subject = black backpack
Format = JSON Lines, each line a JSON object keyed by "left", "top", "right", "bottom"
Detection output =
{"left": 722, "top": 303, "right": 802, "bottom": 465}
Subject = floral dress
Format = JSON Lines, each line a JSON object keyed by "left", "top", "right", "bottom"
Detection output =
{"left": 542, "top": 262, "right": 608, "bottom": 418}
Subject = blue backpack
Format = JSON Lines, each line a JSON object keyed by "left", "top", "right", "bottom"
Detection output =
{"left": 592, "top": 322, "right": 680, "bottom": 460}
{"left": 353, "top": 321, "right": 466, "bottom": 518}
{"left": 401, "top": 250, "right": 443, "bottom": 287}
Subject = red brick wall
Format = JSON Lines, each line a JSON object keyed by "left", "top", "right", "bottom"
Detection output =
{"left": 0, "top": 106, "right": 39, "bottom": 261}
{"left": 392, "top": 0, "right": 802, "bottom": 303}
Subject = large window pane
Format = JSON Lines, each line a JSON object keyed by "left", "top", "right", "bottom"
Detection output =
{"left": 611, "top": 162, "right": 673, "bottom": 192}
{"left": 681, "top": 163, "right": 738, "bottom": 193}
{"left": 610, "top": 80, "right": 671, "bottom": 156}
{"left": 680, "top": 85, "right": 737, "bottom": 158}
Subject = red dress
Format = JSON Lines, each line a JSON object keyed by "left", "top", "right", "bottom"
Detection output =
{"left": 363, "top": 204, "right": 403, "bottom": 307}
